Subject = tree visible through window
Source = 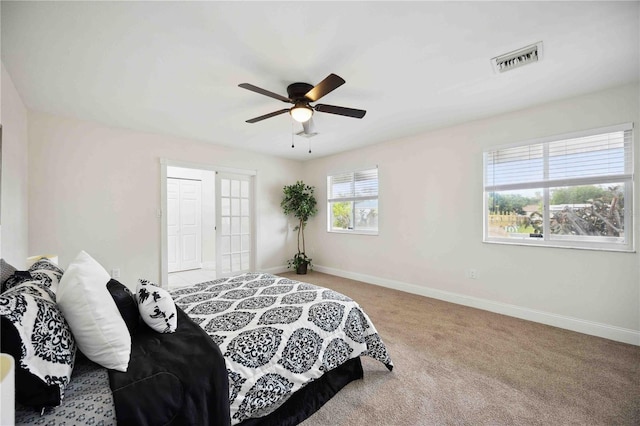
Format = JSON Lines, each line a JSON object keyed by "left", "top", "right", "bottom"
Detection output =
{"left": 484, "top": 124, "right": 634, "bottom": 251}
{"left": 327, "top": 167, "right": 378, "bottom": 234}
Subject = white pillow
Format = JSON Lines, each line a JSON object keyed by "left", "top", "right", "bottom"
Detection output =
{"left": 136, "top": 279, "right": 177, "bottom": 333}
{"left": 57, "top": 251, "right": 131, "bottom": 372}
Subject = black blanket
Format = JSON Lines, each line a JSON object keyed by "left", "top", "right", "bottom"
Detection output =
{"left": 108, "top": 307, "right": 230, "bottom": 426}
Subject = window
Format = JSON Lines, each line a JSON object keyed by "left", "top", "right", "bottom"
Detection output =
{"left": 484, "top": 123, "right": 634, "bottom": 251}
{"left": 328, "top": 167, "right": 378, "bottom": 234}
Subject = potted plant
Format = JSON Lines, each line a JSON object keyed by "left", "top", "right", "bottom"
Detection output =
{"left": 281, "top": 181, "right": 318, "bottom": 274}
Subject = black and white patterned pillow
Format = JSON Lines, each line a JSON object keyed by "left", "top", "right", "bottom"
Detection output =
{"left": 3, "top": 271, "right": 35, "bottom": 293}
{"left": 1, "top": 259, "right": 18, "bottom": 291}
{"left": 0, "top": 280, "right": 76, "bottom": 408}
{"left": 28, "top": 258, "right": 65, "bottom": 293}
{"left": 136, "top": 279, "right": 177, "bottom": 333}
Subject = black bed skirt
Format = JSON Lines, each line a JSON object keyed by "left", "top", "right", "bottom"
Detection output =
{"left": 238, "top": 356, "right": 364, "bottom": 426}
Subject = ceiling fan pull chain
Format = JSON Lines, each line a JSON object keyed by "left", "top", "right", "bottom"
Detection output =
{"left": 291, "top": 119, "right": 295, "bottom": 148}
{"left": 308, "top": 139, "right": 312, "bottom": 154}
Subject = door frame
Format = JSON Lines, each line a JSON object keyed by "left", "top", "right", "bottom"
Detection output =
{"left": 160, "top": 159, "right": 257, "bottom": 289}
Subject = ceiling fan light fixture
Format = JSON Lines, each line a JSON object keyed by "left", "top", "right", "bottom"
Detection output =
{"left": 290, "top": 103, "right": 313, "bottom": 122}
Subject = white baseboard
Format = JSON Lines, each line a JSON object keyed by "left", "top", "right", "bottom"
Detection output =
{"left": 313, "top": 264, "right": 640, "bottom": 346}
{"left": 201, "top": 261, "right": 216, "bottom": 271}
{"left": 260, "top": 265, "right": 289, "bottom": 275}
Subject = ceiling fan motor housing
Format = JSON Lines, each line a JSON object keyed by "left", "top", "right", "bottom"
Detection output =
{"left": 287, "top": 82, "right": 314, "bottom": 101}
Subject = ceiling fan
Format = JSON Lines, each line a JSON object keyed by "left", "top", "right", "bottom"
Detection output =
{"left": 238, "top": 73, "right": 366, "bottom": 128}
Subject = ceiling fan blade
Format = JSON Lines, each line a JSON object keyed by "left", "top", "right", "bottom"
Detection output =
{"left": 315, "top": 104, "right": 366, "bottom": 119}
{"left": 246, "top": 109, "right": 290, "bottom": 123}
{"left": 239, "top": 83, "right": 291, "bottom": 103}
{"left": 304, "top": 73, "right": 346, "bottom": 102}
{"left": 302, "top": 117, "right": 316, "bottom": 134}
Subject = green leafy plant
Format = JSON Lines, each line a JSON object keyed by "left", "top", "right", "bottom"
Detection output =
{"left": 281, "top": 181, "right": 318, "bottom": 272}
{"left": 332, "top": 201, "right": 351, "bottom": 229}
{"left": 286, "top": 252, "right": 313, "bottom": 270}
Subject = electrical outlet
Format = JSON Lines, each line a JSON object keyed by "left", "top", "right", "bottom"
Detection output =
{"left": 111, "top": 268, "right": 121, "bottom": 279}
{"left": 468, "top": 268, "right": 478, "bottom": 279}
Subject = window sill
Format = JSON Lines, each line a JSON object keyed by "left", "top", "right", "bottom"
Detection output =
{"left": 328, "top": 229, "right": 378, "bottom": 236}
{"left": 483, "top": 239, "right": 635, "bottom": 253}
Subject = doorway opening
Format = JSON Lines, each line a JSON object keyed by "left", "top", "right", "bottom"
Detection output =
{"left": 167, "top": 166, "right": 215, "bottom": 288}
{"left": 160, "top": 159, "right": 256, "bottom": 289}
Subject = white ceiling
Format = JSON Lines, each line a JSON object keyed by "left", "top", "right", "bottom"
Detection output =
{"left": 2, "top": 1, "right": 638, "bottom": 160}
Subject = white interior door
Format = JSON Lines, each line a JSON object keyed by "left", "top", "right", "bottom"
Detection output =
{"left": 179, "top": 179, "right": 202, "bottom": 270}
{"left": 168, "top": 178, "right": 202, "bottom": 272}
{"left": 216, "top": 173, "right": 253, "bottom": 277}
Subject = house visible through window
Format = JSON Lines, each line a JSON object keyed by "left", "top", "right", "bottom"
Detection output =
{"left": 484, "top": 123, "right": 634, "bottom": 251}
{"left": 328, "top": 167, "right": 378, "bottom": 234}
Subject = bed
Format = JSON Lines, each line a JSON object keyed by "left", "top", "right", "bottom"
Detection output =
{"left": 4, "top": 263, "right": 393, "bottom": 426}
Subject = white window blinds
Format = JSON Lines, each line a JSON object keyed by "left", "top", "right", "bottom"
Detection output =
{"left": 485, "top": 124, "right": 633, "bottom": 191}
{"left": 328, "top": 168, "right": 379, "bottom": 201}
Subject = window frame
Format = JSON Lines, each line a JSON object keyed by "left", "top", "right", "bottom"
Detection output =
{"left": 483, "top": 123, "right": 634, "bottom": 252}
{"left": 327, "top": 166, "right": 379, "bottom": 235}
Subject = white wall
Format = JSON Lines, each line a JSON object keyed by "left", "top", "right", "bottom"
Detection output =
{"left": 28, "top": 111, "right": 301, "bottom": 288}
{"left": 0, "top": 63, "right": 29, "bottom": 266}
{"left": 303, "top": 83, "right": 640, "bottom": 344}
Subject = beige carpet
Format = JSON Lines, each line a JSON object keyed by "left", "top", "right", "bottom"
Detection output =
{"left": 277, "top": 271, "right": 640, "bottom": 426}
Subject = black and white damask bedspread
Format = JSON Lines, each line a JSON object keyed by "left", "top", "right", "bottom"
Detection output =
{"left": 170, "top": 273, "right": 393, "bottom": 424}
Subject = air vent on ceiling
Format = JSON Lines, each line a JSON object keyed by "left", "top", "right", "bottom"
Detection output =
{"left": 491, "top": 41, "right": 543, "bottom": 73}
